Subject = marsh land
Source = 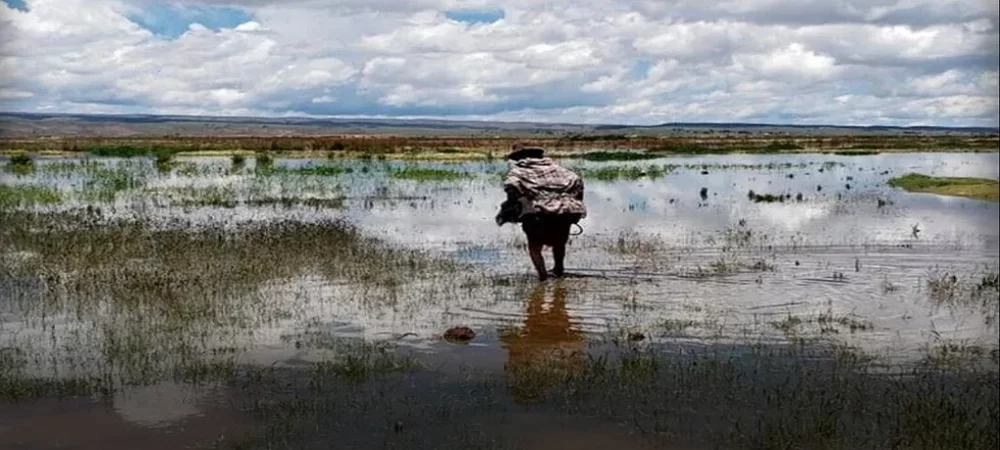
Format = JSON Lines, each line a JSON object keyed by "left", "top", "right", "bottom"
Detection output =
{"left": 1, "top": 115, "right": 998, "bottom": 450}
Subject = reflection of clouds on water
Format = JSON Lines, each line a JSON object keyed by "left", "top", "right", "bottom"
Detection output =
{"left": 754, "top": 202, "right": 833, "bottom": 231}
{"left": 113, "top": 381, "right": 211, "bottom": 428}
{"left": 348, "top": 153, "right": 998, "bottom": 250}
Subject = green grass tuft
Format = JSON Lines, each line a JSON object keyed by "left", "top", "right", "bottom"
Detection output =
{"left": 256, "top": 153, "right": 274, "bottom": 169}
{"left": 576, "top": 164, "right": 674, "bottom": 181}
{"left": 0, "top": 185, "right": 62, "bottom": 209}
{"left": 888, "top": 173, "right": 999, "bottom": 202}
{"left": 82, "top": 166, "right": 146, "bottom": 202}
{"left": 573, "top": 151, "right": 663, "bottom": 162}
{"left": 389, "top": 166, "right": 469, "bottom": 181}
{"left": 5, "top": 153, "right": 35, "bottom": 174}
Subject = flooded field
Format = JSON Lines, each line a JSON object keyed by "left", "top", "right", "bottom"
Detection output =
{"left": 2, "top": 151, "right": 998, "bottom": 450}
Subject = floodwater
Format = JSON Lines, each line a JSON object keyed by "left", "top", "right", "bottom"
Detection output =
{"left": 1, "top": 151, "right": 998, "bottom": 449}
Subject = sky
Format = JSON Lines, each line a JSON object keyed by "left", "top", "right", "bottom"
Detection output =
{"left": 0, "top": 0, "right": 998, "bottom": 127}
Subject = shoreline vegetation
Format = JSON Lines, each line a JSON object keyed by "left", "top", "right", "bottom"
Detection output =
{"left": 889, "top": 173, "right": 1000, "bottom": 202}
{"left": 1, "top": 134, "right": 997, "bottom": 161}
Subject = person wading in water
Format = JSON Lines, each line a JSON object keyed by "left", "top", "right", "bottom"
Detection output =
{"left": 496, "top": 143, "right": 587, "bottom": 281}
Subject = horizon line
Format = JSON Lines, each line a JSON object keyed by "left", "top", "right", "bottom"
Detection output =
{"left": 1, "top": 110, "right": 997, "bottom": 132}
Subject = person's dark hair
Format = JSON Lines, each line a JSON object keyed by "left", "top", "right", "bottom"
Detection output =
{"left": 507, "top": 145, "right": 545, "bottom": 160}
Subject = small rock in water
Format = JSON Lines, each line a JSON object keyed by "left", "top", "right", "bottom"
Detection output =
{"left": 444, "top": 326, "right": 476, "bottom": 343}
{"left": 627, "top": 332, "right": 646, "bottom": 342}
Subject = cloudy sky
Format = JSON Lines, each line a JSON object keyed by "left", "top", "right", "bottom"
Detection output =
{"left": 1, "top": 0, "right": 997, "bottom": 126}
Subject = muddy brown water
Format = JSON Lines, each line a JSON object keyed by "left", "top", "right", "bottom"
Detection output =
{"left": 1, "top": 152, "right": 998, "bottom": 449}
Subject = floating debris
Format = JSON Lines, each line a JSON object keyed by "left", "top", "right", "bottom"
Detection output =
{"left": 444, "top": 326, "right": 476, "bottom": 343}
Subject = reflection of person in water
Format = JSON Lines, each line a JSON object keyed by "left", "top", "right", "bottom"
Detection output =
{"left": 499, "top": 281, "right": 585, "bottom": 403}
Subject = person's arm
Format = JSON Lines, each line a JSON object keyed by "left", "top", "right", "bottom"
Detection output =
{"left": 504, "top": 184, "right": 520, "bottom": 202}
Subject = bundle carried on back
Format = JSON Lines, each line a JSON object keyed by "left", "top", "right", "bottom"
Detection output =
{"left": 496, "top": 149, "right": 586, "bottom": 226}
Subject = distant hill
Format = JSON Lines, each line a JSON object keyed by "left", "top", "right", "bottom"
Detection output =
{"left": 1, "top": 112, "right": 996, "bottom": 138}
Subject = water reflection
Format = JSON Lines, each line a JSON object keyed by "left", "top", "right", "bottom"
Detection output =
{"left": 113, "top": 381, "right": 212, "bottom": 427}
{"left": 499, "top": 281, "right": 585, "bottom": 403}
{"left": 2, "top": 152, "right": 997, "bottom": 376}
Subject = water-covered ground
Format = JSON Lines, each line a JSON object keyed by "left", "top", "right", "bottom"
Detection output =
{"left": 2, "top": 152, "right": 998, "bottom": 449}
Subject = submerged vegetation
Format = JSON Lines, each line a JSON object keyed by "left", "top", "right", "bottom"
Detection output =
{"left": 260, "top": 163, "right": 352, "bottom": 177}
{"left": 388, "top": 165, "right": 470, "bottom": 181}
{"left": 575, "top": 164, "right": 673, "bottom": 181}
{"left": 5, "top": 152, "right": 35, "bottom": 173}
{"left": 747, "top": 190, "right": 806, "bottom": 203}
{"left": 889, "top": 173, "right": 1000, "bottom": 202}
{"left": 569, "top": 150, "right": 664, "bottom": 161}
{"left": 1, "top": 150, "right": 998, "bottom": 449}
{"left": 0, "top": 209, "right": 454, "bottom": 400}
{"left": 202, "top": 340, "right": 996, "bottom": 450}
{"left": 0, "top": 184, "right": 62, "bottom": 209}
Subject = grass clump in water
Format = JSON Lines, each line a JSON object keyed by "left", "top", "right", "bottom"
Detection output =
{"left": 772, "top": 313, "right": 873, "bottom": 335}
{"left": 0, "top": 185, "right": 62, "bottom": 209}
{"left": 255, "top": 153, "right": 274, "bottom": 172}
{"left": 888, "top": 173, "right": 999, "bottom": 202}
{"left": 81, "top": 166, "right": 146, "bottom": 202}
{"left": 292, "top": 165, "right": 352, "bottom": 176}
{"left": 85, "top": 145, "right": 152, "bottom": 158}
{"left": 389, "top": 166, "right": 469, "bottom": 181}
{"left": 925, "top": 267, "right": 1000, "bottom": 317}
{"left": 5, "top": 153, "right": 35, "bottom": 174}
{"left": 577, "top": 164, "right": 673, "bottom": 181}
{"left": 830, "top": 150, "right": 881, "bottom": 155}
{"left": 85, "top": 145, "right": 180, "bottom": 159}
{"left": 309, "top": 343, "right": 418, "bottom": 384}
{"left": 245, "top": 196, "right": 346, "bottom": 209}
{"left": 747, "top": 190, "right": 802, "bottom": 203}
{"left": 231, "top": 154, "right": 246, "bottom": 170}
{"left": 154, "top": 152, "right": 175, "bottom": 173}
{"left": 607, "top": 231, "right": 667, "bottom": 256}
{"left": 572, "top": 151, "right": 663, "bottom": 162}
{"left": 254, "top": 163, "right": 353, "bottom": 177}
{"left": 648, "top": 143, "right": 719, "bottom": 154}
{"left": 764, "top": 140, "right": 803, "bottom": 151}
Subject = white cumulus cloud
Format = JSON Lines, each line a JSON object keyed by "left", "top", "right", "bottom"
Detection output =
{"left": 0, "top": 0, "right": 997, "bottom": 126}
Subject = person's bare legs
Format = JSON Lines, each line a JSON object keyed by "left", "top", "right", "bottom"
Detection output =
{"left": 528, "top": 241, "right": 548, "bottom": 281}
{"left": 551, "top": 221, "right": 570, "bottom": 277}
{"left": 552, "top": 241, "right": 566, "bottom": 277}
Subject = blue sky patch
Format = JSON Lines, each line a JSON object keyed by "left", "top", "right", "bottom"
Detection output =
{"left": 127, "top": 3, "right": 254, "bottom": 39}
{"left": 444, "top": 8, "right": 505, "bottom": 25}
{"left": 628, "top": 60, "right": 653, "bottom": 80}
{"left": 1, "top": 0, "right": 28, "bottom": 12}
